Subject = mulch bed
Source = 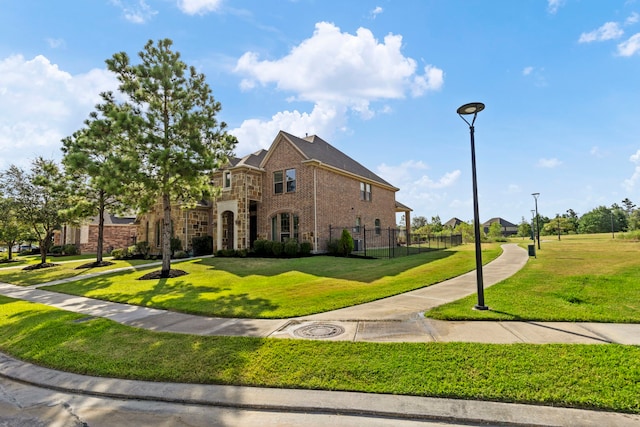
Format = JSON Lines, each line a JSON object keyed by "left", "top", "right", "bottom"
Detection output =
{"left": 138, "top": 269, "right": 188, "bottom": 280}
{"left": 22, "top": 263, "right": 58, "bottom": 271}
{"left": 75, "top": 261, "right": 115, "bottom": 269}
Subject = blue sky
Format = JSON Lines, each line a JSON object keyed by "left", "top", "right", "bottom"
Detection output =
{"left": 1, "top": 1, "right": 639, "bottom": 226}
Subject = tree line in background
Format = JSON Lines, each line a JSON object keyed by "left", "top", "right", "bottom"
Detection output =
{"left": 0, "top": 39, "right": 236, "bottom": 277}
{"left": 404, "top": 197, "right": 640, "bottom": 243}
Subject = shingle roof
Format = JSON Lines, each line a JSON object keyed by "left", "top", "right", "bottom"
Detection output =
{"left": 482, "top": 217, "right": 517, "bottom": 228}
{"left": 280, "top": 131, "right": 395, "bottom": 188}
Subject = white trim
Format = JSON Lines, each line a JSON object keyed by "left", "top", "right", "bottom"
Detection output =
{"left": 216, "top": 200, "right": 238, "bottom": 250}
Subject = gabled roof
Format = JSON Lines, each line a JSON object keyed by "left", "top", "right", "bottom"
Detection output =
{"left": 89, "top": 213, "right": 136, "bottom": 226}
{"left": 482, "top": 217, "right": 517, "bottom": 228}
{"left": 227, "top": 149, "right": 267, "bottom": 169}
{"left": 264, "top": 131, "right": 397, "bottom": 190}
{"left": 444, "top": 217, "right": 465, "bottom": 228}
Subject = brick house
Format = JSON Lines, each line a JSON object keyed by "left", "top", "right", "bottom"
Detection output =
{"left": 482, "top": 217, "right": 518, "bottom": 236}
{"left": 55, "top": 213, "right": 137, "bottom": 253}
{"left": 137, "top": 131, "right": 410, "bottom": 254}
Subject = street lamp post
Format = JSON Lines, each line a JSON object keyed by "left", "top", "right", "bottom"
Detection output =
{"left": 532, "top": 193, "right": 540, "bottom": 250}
{"left": 457, "top": 102, "right": 488, "bottom": 311}
{"left": 531, "top": 210, "right": 536, "bottom": 241}
{"left": 556, "top": 214, "right": 561, "bottom": 241}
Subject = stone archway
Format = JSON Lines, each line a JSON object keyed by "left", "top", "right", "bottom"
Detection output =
{"left": 221, "top": 210, "right": 234, "bottom": 250}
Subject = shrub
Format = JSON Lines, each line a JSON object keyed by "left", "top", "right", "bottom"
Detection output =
{"left": 173, "top": 250, "right": 189, "bottom": 259}
{"left": 327, "top": 239, "right": 339, "bottom": 255}
{"left": 253, "top": 239, "right": 269, "bottom": 257}
{"left": 50, "top": 245, "right": 63, "bottom": 255}
{"left": 271, "top": 241, "right": 283, "bottom": 257}
{"left": 170, "top": 237, "right": 183, "bottom": 256}
{"left": 337, "top": 229, "right": 354, "bottom": 257}
{"left": 192, "top": 235, "right": 213, "bottom": 256}
{"left": 284, "top": 239, "right": 299, "bottom": 257}
{"left": 300, "top": 241, "right": 313, "bottom": 256}
{"left": 135, "top": 241, "right": 150, "bottom": 259}
{"left": 63, "top": 244, "right": 79, "bottom": 256}
{"left": 216, "top": 249, "right": 236, "bottom": 257}
{"left": 111, "top": 248, "right": 124, "bottom": 259}
{"left": 263, "top": 240, "right": 274, "bottom": 257}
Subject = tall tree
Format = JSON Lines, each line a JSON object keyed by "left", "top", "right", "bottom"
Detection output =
{"left": 622, "top": 198, "right": 635, "bottom": 217}
{"left": 517, "top": 217, "right": 532, "bottom": 238}
{"left": 1, "top": 158, "right": 71, "bottom": 265}
{"left": 105, "top": 39, "right": 237, "bottom": 277}
{"left": 0, "top": 195, "right": 28, "bottom": 260}
{"left": 62, "top": 95, "right": 137, "bottom": 265}
{"left": 411, "top": 216, "right": 427, "bottom": 231}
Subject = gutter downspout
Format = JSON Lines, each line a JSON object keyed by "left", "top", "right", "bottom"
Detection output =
{"left": 314, "top": 166, "right": 318, "bottom": 253}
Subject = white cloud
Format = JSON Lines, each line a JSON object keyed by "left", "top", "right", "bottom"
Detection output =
{"left": 234, "top": 22, "right": 442, "bottom": 106}
{"left": 626, "top": 12, "right": 639, "bottom": 26}
{"left": 547, "top": 0, "right": 565, "bottom": 14}
{"left": 623, "top": 149, "right": 640, "bottom": 191}
{"left": 579, "top": 22, "right": 624, "bottom": 43}
{"left": 232, "top": 22, "right": 443, "bottom": 152}
{"left": 45, "top": 38, "right": 65, "bottom": 49}
{"left": 177, "top": 0, "right": 223, "bottom": 15}
{"left": 0, "top": 54, "right": 118, "bottom": 169}
{"left": 506, "top": 184, "right": 521, "bottom": 194}
{"left": 110, "top": 0, "right": 158, "bottom": 23}
{"left": 370, "top": 6, "right": 383, "bottom": 19}
{"left": 536, "top": 158, "right": 562, "bottom": 168}
{"left": 617, "top": 33, "right": 640, "bottom": 56}
{"left": 522, "top": 66, "right": 533, "bottom": 76}
{"left": 229, "top": 102, "right": 346, "bottom": 155}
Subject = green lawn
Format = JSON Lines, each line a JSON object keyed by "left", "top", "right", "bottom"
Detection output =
{"left": 427, "top": 234, "right": 640, "bottom": 322}
{"left": 0, "top": 258, "right": 158, "bottom": 286}
{"left": 41, "top": 244, "right": 502, "bottom": 318}
{"left": 0, "top": 296, "right": 638, "bottom": 414}
{"left": 0, "top": 253, "right": 99, "bottom": 268}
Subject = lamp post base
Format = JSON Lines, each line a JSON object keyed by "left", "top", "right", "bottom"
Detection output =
{"left": 473, "top": 304, "right": 489, "bottom": 311}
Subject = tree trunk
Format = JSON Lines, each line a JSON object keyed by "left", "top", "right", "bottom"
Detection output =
{"left": 96, "top": 192, "right": 105, "bottom": 264}
{"left": 161, "top": 193, "right": 172, "bottom": 277}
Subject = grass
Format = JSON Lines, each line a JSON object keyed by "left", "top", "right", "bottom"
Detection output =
{"left": 0, "top": 253, "right": 99, "bottom": 268}
{"left": 0, "top": 258, "right": 158, "bottom": 286}
{"left": 0, "top": 295, "right": 638, "bottom": 414}
{"left": 428, "top": 234, "right": 640, "bottom": 322}
{"left": 41, "top": 244, "right": 502, "bottom": 318}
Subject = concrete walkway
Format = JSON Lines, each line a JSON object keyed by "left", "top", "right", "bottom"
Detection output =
{"left": 1, "top": 243, "right": 639, "bottom": 426}
{"left": 1, "top": 244, "right": 638, "bottom": 344}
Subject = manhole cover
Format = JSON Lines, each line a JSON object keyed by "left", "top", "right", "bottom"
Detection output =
{"left": 294, "top": 323, "right": 345, "bottom": 339}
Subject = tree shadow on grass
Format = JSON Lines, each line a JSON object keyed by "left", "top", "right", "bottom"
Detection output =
{"left": 193, "top": 249, "right": 458, "bottom": 283}
{"left": 43, "top": 275, "right": 280, "bottom": 319}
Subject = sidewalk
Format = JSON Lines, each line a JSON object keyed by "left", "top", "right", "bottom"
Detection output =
{"left": 0, "top": 244, "right": 638, "bottom": 344}
{"left": 1, "top": 244, "right": 639, "bottom": 426}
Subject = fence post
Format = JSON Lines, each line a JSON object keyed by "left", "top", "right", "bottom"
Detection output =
{"left": 363, "top": 225, "right": 367, "bottom": 257}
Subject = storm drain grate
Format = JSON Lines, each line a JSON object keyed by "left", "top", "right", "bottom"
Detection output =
{"left": 293, "top": 323, "right": 345, "bottom": 339}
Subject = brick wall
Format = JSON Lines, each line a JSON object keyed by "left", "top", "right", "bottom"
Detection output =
{"left": 80, "top": 224, "right": 137, "bottom": 254}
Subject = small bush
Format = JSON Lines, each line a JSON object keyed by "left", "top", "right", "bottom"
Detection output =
{"left": 173, "top": 250, "right": 189, "bottom": 259}
{"left": 135, "top": 241, "right": 150, "bottom": 259}
{"left": 263, "top": 240, "right": 274, "bottom": 256}
{"left": 216, "top": 249, "right": 236, "bottom": 257}
{"left": 170, "top": 237, "right": 182, "bottom": 255}
{"left": 284, "top": 239, "right": 299, "bottom": 257}
{"left": 327, "top": 239, "right": 339, "bottom": 255}
{"left": 253, "top": 239, "right": 269, "bottom": 256}
{"left": 63, "top": 244, "right": 79, "bottom": 256}
{"left": 272, "top": 241, "right": 283, "bottom": 257}
{"left": 50, "top": 245, "right": 63, "bottom": 255}
{"left": 111, "top": 248, "right": 124, "bottom": 260}
{"left": 300, "top": 241, "right": 313, "bottom": 256}
{"left": 337, "top": 229, "right": 354, "bottom": 257}
{"left": 192, "top": 235, "right": 213, "bottom": 256}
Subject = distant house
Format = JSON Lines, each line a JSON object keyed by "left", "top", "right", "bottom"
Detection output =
{"left": 55, "top": 213, "right": 137, "bottom": 253}
{"left": 137, "top": 131, "right": 411, "bottom": 253}
{"left": 444, "top": 217, "right": 465, "bottom": 229}
{"left": 482, "top": 217, "right": 518, "bottom": 236}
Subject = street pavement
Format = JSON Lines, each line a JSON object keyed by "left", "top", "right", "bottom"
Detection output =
{"left": 0, "top": 243, "right": 639, "bottom": 426}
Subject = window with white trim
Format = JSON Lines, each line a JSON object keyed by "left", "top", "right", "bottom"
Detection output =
{"left": 360, "top": 182, "right": 371, "bottom": 201}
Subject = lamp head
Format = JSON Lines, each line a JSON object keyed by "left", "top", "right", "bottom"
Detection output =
{"left": 457, "top": 102, "right": 485, "bottom": 115}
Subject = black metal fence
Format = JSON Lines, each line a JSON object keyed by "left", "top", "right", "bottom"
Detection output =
{"left": 326, "top": 225, "right": 462, "bottom": 259}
